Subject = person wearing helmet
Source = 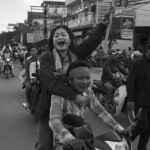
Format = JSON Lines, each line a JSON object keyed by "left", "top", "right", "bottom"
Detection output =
{"left": 131, "top": 50, "right": 142, "bottom": 60}
{"left": 128, "top": 50, "right": 143, "bottom": 72}
{"left": 101, "top": 50, "right": 128, "bottom": 113}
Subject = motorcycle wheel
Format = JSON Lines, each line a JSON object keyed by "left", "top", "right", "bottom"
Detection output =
{"left": 126, "top": 110, "right": 135, "bottom": 125}
{"left": 6, "top": 68, "right": 9, "bottom": 79}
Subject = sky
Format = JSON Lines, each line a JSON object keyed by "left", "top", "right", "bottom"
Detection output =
{"left": 0, "top": 0, "right": 65, "bottom": 33}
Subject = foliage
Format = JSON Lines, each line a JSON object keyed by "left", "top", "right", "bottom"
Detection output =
{"left": 0, "top": 30, "right": 21, "bottom": 47}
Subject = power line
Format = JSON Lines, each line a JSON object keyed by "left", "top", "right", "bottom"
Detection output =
{"left": 135, "top": 8, "right": 150, "bottom": 12}
{"left": 136, "top": 12, "right": 150, "bottom": 16}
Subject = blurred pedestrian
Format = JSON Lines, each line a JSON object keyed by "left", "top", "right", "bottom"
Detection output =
{"left": 127, "top": 39, "right": 150, "bottom": 150}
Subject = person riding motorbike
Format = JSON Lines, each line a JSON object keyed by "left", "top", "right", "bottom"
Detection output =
{"left": 35, "top": 6, "right": 116, "bottom": 150}
{"left": 2, "top": 45, "right": 15, "bottom": 77}
{"left": 28, "top": 48, "right": 46, "bottom": 114}
{"left": 23, "top": 45, "right": 38, "bottom": 111}
{"left": 101, "top": 50, "right": 128, "bottom": 113}
{"left": 49, "top": 60, "right": 125, "bottom": 150}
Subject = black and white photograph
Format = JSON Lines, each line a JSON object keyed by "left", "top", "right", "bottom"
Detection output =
{"left": 0, "top": 0, "right": 150, "bottom": 150}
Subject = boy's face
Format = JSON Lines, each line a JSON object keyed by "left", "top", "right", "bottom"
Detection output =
{"left": 30, "top": 47, "right": 37, "bottom": 57}
{"left": 68, "top": 67, "right": 91, "bottom": 93}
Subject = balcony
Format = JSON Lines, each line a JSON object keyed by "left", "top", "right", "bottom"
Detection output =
{"left": 129, "top": 0, "right": 150, "bottom": 5}
{"left": 65, "top": 0, "right": 81, "bottom": 6}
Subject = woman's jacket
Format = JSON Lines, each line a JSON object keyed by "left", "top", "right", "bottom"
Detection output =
{"left": 35, "top": 23, "right": 107, "bottom": 120}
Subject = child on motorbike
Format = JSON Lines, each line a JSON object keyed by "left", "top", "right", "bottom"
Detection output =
{"left": 101, "top": 50, "right": 128, "bottom": 113}
{"left": 49, "top": 60, "right": 125, "bottom": 150}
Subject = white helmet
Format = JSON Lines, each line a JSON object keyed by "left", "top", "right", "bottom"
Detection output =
{"left": 131, "top": 51, "right": 142, "bottom": 60}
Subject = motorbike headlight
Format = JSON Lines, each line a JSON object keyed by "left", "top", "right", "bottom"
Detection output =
{"left": 106, "top": 138, "right": 130, "bottom": 150}
{"left": 6, "top": 59, "right": 10, "bottom": 61}
{"left": 95, "top": 148, "right": 102, "bottom": 150}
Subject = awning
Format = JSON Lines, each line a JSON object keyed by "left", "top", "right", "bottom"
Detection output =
{"left": 135, "top": 3, "right": 150, "bottom": 27}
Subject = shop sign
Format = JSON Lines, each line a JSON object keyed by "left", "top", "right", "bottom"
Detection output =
{"left": 47, "top": 7, "right": 67, "bottom": 18}
{"left": 96, "top": 2, "right": 110, "bottom": 23}
{"left": 121, "top": 16, "right": 134, "bottom": 39}
{"left": 34, "top": 30, "right": 42, "bottom": 43}
{"left": 27, "top": 33, "right": 34, "bottom": 43}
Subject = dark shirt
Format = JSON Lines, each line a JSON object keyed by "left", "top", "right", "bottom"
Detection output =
{"left": 101, "top": 57, "right": 128, "bottom": 82}
{"left": 35, "top": 23, "right": 107, "bottom": 120}
{"left": 127, "top": 56, "right": 150, "bottom": 109}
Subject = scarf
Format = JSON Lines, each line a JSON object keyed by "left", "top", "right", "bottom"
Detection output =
{"left": 53, "top": 48, "right": 77, "bottom": 74}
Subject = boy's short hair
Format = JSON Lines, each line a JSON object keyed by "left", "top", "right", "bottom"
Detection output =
{"left": 29, "top": 45, "right": 38, "bottom": 52}
{"left": 66, "top": 60, "right": 90, "bottom": 77}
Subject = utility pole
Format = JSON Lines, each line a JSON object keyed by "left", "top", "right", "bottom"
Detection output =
{"left": 44, "top": 4, "right": 47, "bottom": 39}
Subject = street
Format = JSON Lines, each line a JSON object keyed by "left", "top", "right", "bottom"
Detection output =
{"left": 0, "top": 63, "right": 149, "bottom": 150}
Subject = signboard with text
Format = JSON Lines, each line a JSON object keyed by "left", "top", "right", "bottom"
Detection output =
{"left": 27, "top": 33, "right": 34, "bottom": 43}
{"left": 96, "top": 2, "right": 111, "bottom": 24}
{"left": 34, "top": 30, "right": 42, "bottom": 43}
{"left": 47, "top": 7, "right": 67, "bottom": 18}
{"left": 112, "top": 15, "right": 134, "bottom": 40}
{"left": 121, "top": 16, "right": 134, "bottom": 39}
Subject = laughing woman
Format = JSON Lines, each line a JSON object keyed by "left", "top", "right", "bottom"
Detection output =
{"left": 35, "top": 6, "right": 115, "bottom": 150}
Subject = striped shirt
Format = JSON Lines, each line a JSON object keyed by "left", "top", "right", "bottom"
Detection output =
{"left": 49, "top": 88, "right": 124, "bottom": 146}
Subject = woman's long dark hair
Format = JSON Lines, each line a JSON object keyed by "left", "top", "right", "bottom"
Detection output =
{"left": 48, "top": 25, "right": 76, "bottom": 52}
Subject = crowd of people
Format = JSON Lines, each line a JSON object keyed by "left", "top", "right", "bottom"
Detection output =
{"left": 2, "top": 5, "right": 149, "bottom": 150}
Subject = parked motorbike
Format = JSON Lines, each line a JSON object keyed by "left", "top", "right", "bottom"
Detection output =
{"left": 92, "top": 73, "right": 134, "bottom": 124}
{"left": 4, "top": 58, "right": 12, "bottom": 79}
{"left": 62, "top": 114, "right": 132, "bottom": 150}
{"left": 0, "top": 56, "right": 3, "bottom": 74}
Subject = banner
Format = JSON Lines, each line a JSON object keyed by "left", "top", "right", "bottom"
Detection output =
{"left": 121, "top": 16, "right": 134, "bottom": 39}
{"left": 112, "top": 16, "right": 134, "bottom": 40}
{"left": 27, "top": 33, "right": 34, "bottom": 43}
{"left": 34, "top": 30, "right": 42, "bottom": 43}
{"left": 96, "top": 2, "right": 111, "bottom": 24}
{"left": 47, "top": 7, "right": 67, "bottom": 18}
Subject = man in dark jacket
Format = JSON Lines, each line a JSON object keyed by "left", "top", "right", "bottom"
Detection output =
{"left": 101, "top": 50, "right": 128, "bottom": 113}
{"left": 127, "top": 39, "right": 150, "bottom": 150}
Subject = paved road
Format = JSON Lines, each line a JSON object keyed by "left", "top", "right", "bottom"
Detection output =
{"left": 0, "top": 63, "right": 149, "bottom": 150}
{"left": 0, "top": 63, "right": 37, "bottom": 150}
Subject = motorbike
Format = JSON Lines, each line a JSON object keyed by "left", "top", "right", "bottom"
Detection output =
{"left": 0, "top": 56, "right": 3, "bottom": 74}
{"left": 62, "top": 114, "right": 132, "bottom": 150}
{"left": 18, "top": 52, "right": 25, "bottom": 68}
{"left": 13, "top": 52, "right": 19, "bottom": 62}
{"left": 4, "top": 58, "right": 12, "bottom": 79}
{"left": 92, "top": 72, "right": 135, "bottom": 124}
